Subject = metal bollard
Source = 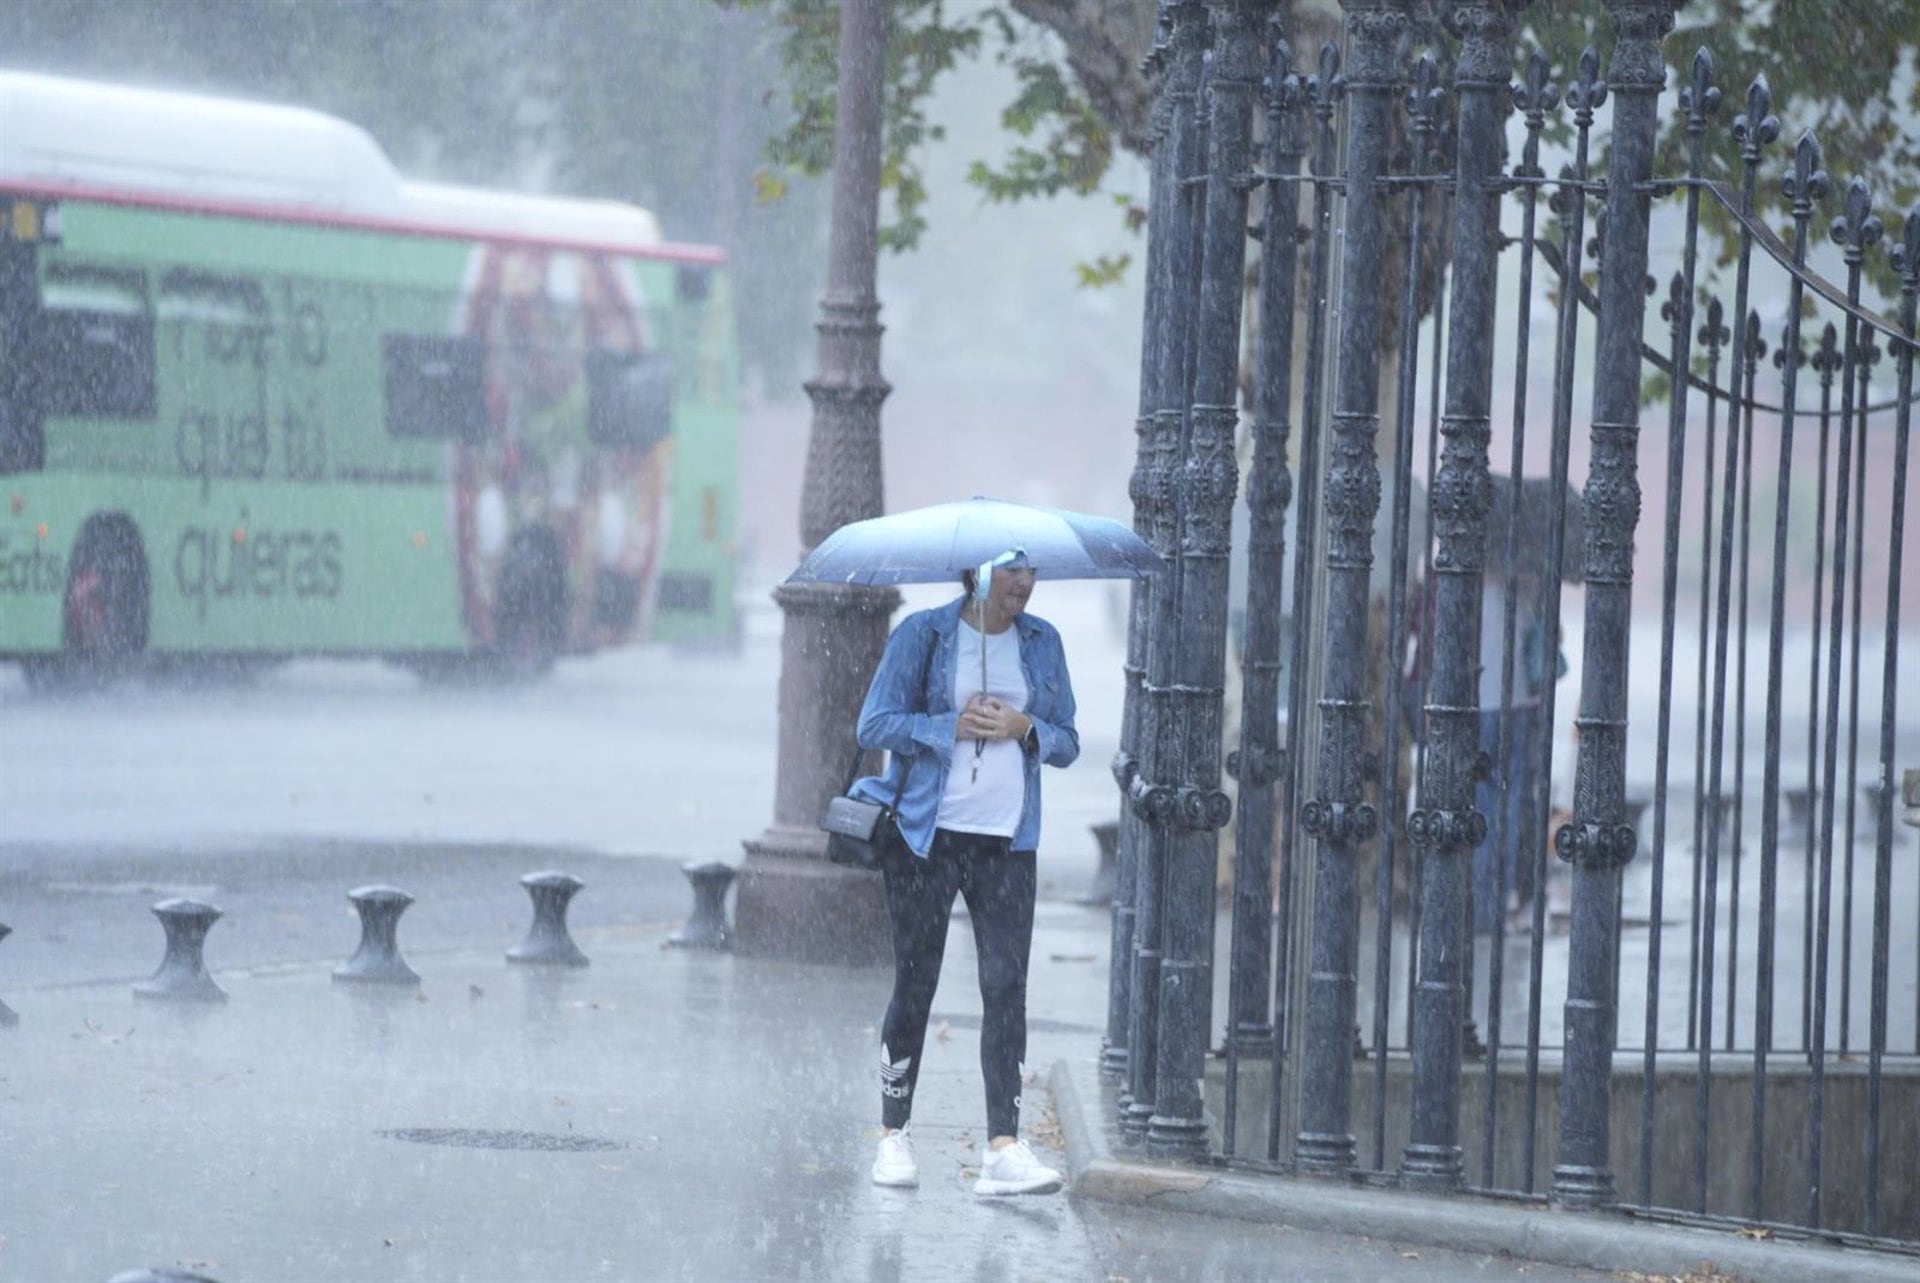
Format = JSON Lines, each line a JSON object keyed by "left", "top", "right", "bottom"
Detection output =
{"left": 108, "top": 1269, "right": 222, "bottom": 1282}
{"left": 134, "top": 898, "right": 227, "bottom": 1003}
{"left": 333, "top": 885, "right": 421, "bottom": 986}
{"left": 1078, "top": 820, "right": 1120, "bottom": 907}
{"left": 668, "top": 861, "right": 736, "bottom": 950}
{"left": 1784, "top": 785, "right": 1819, "bottom": 832}
{"left": 0, "top": 921, "right": 16, "bottom": 1027}
{"left": 508, "top": 871, "right": 589, "bottom": 967}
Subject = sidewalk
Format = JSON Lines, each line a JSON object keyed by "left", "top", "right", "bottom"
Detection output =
{"left": 0, "top": 839, "right": 1908, "bottom": 1280}
{"left": 4, "top": 886, "right": 1608, "bottom": 1283}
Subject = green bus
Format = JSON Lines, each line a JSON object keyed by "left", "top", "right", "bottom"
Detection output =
{"left": 0, "top": 71, "right": 738, "bottom": 683}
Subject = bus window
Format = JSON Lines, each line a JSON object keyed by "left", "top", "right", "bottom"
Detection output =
{"left": 34, "top": 262, "right": 156, "bottom": 419}
{"left": 586, "top": 349, "right": 673, "bottom": 451}
{"left": 382, "top": 334, "right": 487, "bottom": 441}
{"left": 0, "top": 242, "right": 40, "bottom": 472}
{"left": 675, "top": 264, "right": 711, "bottom": 304}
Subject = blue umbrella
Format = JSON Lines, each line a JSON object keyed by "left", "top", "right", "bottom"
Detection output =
{"left": 786, "top": 497, "right": 1160, "bottom": 587}
{"left": 790, "top": 497, "right": 1159, "bottom": 785}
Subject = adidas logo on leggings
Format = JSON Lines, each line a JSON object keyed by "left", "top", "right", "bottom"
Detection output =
{"left": 880, "top": 1046, "right": 913, "bottom": 1100}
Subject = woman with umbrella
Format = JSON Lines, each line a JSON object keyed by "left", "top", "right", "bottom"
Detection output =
{"left": 850, "top": 547, "right": 1079, "bottom": 1196}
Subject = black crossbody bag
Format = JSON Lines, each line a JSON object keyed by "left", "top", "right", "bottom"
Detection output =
{"left": 820, "top": 748, "right": 908, "bottom": 870}
{"left": 819, "top": 629, "right": 936, "bottom": 870}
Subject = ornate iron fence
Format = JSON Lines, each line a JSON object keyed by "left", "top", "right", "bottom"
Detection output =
{"left": 1108, "top": 0, "right": 1918, "bottom": 1249}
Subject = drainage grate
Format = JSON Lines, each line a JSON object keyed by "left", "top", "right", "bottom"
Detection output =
{"left": 378, "top": 1127, "right": 628, "bottom": 1153}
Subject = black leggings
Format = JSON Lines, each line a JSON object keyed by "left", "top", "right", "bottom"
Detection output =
{"left": 879, "top": 828, "right": 1036, "bottom": 1139}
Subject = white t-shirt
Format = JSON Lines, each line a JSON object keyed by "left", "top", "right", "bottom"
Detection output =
{"left": 936, "top": 619, "right": 1029, "bottom": 838}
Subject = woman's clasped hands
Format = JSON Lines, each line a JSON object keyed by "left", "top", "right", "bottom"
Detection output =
{"left": 960, "top": 694, "right": 1029, "bottom": 743}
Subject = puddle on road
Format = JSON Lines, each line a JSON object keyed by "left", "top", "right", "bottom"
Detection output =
{"left": 41, "top": 880, "right": 221, "bottom": 900}
{"left": 378, "top": 1127, "right": 630, "bottom": 1153}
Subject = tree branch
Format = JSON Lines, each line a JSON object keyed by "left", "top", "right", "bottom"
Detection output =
{"left": 1007, "top": 0, "right": 1159, "bottom": 156}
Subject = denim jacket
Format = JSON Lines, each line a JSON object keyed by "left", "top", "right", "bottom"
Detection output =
{"left": 851, "top": 597, "right": 1079, "bottom": 856}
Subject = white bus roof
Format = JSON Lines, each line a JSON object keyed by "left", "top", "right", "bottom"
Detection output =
{"left": 0, "top": 70, "right": 669, "bottom": 253}
{"left": 400, "top": 181, "right": 660, "bottom": 247}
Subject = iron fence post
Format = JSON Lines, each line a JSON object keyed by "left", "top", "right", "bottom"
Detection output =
{"left": 1638, "top": 45, "right": 1718, "bottom": 1211}
{"left": 1107, "top": 3, "right": 1177, "bottom": 1088}
{"left": 1867, "top": 204, "right": 1919, "bottom": 1237}
{"left": 1693, "top": 75, "right": 1776, "bottom": 1207}
{"left": 1807, "top": 138, "right": 1854, "bottom": 1233}
{"left": 1150, "top": 0, "right": 1267, "bottom": 1160}
{"left": 1371, "top": 44, "right": 1443, "bottom": 1171}
{"left": 1126, "top": 0, "right": 1209, "bottom": 1146}
{"left": 1224, "top": 24, "right": 1306, "bottom": 1158}
{"left": 1479, "top": 42, "right": 1558, "bottom": 1189}
{"left": 1552, "top": 0, "right": 1675, "bottom": 1210}
{"left": 1268, "top": 38, "right": 1346, "bottom": 1163}
{"left": 1399, "top": 0, "right": 1515, "bottom": 1192}
{"left": 1294, "top": 0, "right": 1407, "bottom": 1175}
{"left": 1227, "top": 25, "right": 1305, "bottom": 1068}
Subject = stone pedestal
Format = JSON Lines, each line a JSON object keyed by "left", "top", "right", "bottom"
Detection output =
{"left": 734, "top": 577, "right": 898, "bottom": 966}
{"left": 737, "top": 827, "right": 891, "bottom": 966}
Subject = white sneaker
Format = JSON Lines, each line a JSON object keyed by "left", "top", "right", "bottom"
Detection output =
{"left": 871, "top": 1127, "right": 918, "bottom": 1188}
{"left": 974, "top": 1138, "right": 1063, "bottom": 1196}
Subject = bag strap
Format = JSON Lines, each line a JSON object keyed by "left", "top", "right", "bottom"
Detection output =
{"left": 840, "top": 622, "right": 939, "bottom": 806}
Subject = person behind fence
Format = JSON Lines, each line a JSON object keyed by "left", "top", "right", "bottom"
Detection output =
{"left": 849, "top": 548, "right": 1079, "bottom": 1196}
{"left": 1475, "top": 570, "right": 1565, "bottom": 934}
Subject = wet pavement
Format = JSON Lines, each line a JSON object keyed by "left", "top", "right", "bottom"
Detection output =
{"left": 0, "top": 582, "right": 1898, "bottom": 1278}
{"left": 0, "top": 893, "right": 1610, "bottom": 1282}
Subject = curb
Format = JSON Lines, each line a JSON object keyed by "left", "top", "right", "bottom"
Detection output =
{"left": 1049, "top": 1057, "right": 1915, "bottom": 1283}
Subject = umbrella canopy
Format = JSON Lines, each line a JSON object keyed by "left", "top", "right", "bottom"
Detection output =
{"left": 787, "top": 498, "right": 1160, "bottom": 586}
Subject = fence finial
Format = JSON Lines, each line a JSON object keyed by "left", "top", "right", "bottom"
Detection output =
{"left": 1830, "top": 176, "right": 1884, "bottom": 263}
{"left": 1308, "top": 40, "right": 1345, "bottom": 118}
{"left": 1512, "top": 48, "right": 1559, "bottom": 123}
{"left": 1784, "top": 131, "right": 1831, "bottom": 215}
{"left": 1566, "top": 46, "right": 1607, "bottom": 122}
{"left": 1681, "top": 48, "right": 1720, "bottom": 129}
{"left": 1732, "top": 75, "right": 1780, "bottom": 157}
{"left": 1892, "top": 203, "right": 1920, "bottom": 286}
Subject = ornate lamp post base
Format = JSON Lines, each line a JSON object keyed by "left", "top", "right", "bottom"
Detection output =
{"left": 733, "top": 833, "right": 890, "bottom": 960}
{"left": 736, "top": 578, "right": 899, "bottom": 965}
{"left": 736, "top": 829, "right": 892, "bottom": 966}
